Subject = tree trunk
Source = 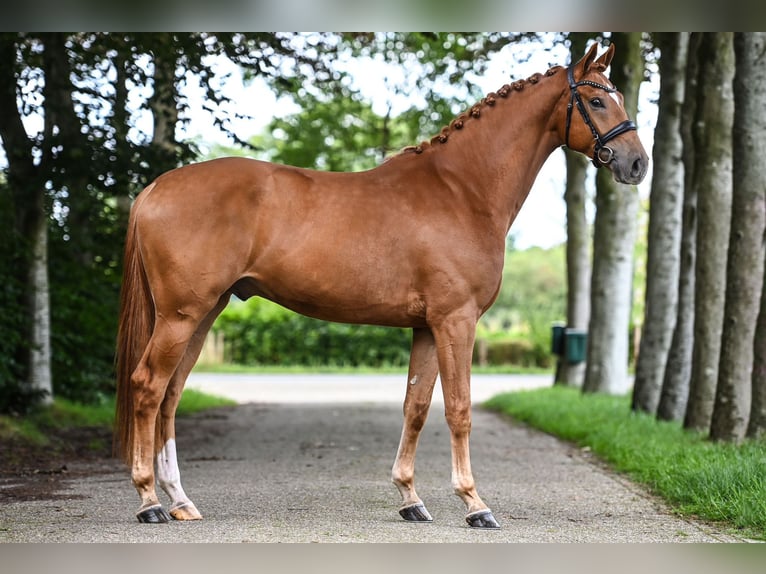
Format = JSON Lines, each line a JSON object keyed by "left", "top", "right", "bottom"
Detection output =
{"left": 631, "top": 33, "right": 689, "bottom": 414}
{"left": 556, "top": 33, "right": 592, "bottom": 388}
{"left": 42, "top": 33, "right": 94, "bottom": 265}
{"left": 583, "top": 33, "right": 643, "bottom": 395}
{"left": 149, "top": 36, "right": 180, "bottom": 171}
{"left": 710, "top": 33, "right": 766, "bottom": 442}
{"left": 0, "top": 34, "right": 53, "bottom": 403}
{"left": 683, "top": 33, "right": 734, "bottom": 433}
{"left": 658, "top": 33, "right": 702, "bottom": 422}
{"left": 28, "top": 211, "right": 53, "bottom": 404}
{"left": 749, "top": 264, "right": 766, "bottom": 438}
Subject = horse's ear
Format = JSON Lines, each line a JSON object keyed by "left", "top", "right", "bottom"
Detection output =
{"left": 575, "top": 42, "right": 600, "bottom": 73}
{"left": 593, "top": 43, "right": 615, "bottom": 70}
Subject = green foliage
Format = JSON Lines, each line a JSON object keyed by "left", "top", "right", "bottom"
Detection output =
{"left": 266, "top": 96, "right": 419, "bottom": 170}
{"left": 485, "top": 387, "right": 766, "bottom": 539}
{"left": 476, "top": 338, "right": 542, "bottom": 368}
{"left": 0, "top": 389, "right": 235, "bottom": 448}
{"left": 478, "top": 244, "right": 567, "bottom": 367}
{"left": 0, "top": 185, "right": 32, "bottom": 413}
{"left": 215, "top": 298, "right": 412, "bottom": 368}
{"left": 175, "top": 389, "right": 237, "bottom": 416}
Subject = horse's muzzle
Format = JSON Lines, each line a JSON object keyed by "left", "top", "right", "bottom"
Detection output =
{"left": 612, "top": 152, "right": 649, "bottom": 186}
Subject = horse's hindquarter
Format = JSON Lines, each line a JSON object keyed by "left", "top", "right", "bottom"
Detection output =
{"left": 137, "top": 157, "right": 504, "bottom": 327}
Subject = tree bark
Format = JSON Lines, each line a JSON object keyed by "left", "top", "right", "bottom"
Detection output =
{"left": 683, "top": 33, "right": 734, "bottom": 433}
{"left": 658, "top": 33, "right": 702, "bottom": 422}
{"left": 149, "top": 35, "right": 180, "bottom": 171}
{"left": 583, "top": 33, "right": 643, "bottom": 395}
{"left": 28, "top": 212, "right": 52, "bottom": 404}
{"left": 710, "top": 33, "right": 766, "bottom": 442}
{"left": 42, "top": 33, "right": 95, "bottom": 265}
{"left": 557, "top": 33, "right": 592, "bottom": 388}
{"left": 749, "top": 263, "right": 766, "bottom": 438}
{"left": 0, "top": 34, "right": 53, "bottom": 402}
{"left": 631, "top": 33, "right": 689, "bottom": 414}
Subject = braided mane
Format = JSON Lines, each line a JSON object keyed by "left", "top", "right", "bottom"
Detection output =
{"left": 391, "top": 65, "right": 564, "bottom": 159}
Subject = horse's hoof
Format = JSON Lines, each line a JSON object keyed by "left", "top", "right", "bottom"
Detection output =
{"left": 399, "top": 502, "right": 433, "bottom": 522}
{"left": 136, "top": 505, "right": 171, "bottom": 524}
{"left": 465, "top": 509, "right": 500, "bottom": 529}
{"left": 169, "top": 502, "right": 203, "bottom": 521}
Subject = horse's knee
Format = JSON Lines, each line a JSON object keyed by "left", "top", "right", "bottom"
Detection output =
{"left": 444, "top": 406, "right": 472, "bottom": 437}
{"left": 404, "top": 400, "right": 430, "bottom": 432}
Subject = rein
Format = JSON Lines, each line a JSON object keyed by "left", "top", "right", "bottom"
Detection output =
{"left": 565, "top": 65, "right": 637, "bottom": 168}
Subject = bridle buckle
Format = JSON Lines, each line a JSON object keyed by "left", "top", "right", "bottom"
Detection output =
{"left": 595, "top": 146, "right": 615, "bottom": 165}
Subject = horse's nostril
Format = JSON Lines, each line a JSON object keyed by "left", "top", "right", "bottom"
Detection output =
{"left": 631, "top": 157, "right": 644, "bottom": 179}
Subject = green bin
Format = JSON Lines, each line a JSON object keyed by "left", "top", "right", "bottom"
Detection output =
{"left": 551, "top": 323, "right": 566, "bottom": 355}
{"left": 564, "top": 328, "right": 587, "bottom": 364}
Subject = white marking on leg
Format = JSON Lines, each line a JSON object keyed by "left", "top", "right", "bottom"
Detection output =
{"left": 156, "top": 438, "right": 192, "bottom": 509}
{"left": 409, "top": 375, "right": 418, "bottom": 386}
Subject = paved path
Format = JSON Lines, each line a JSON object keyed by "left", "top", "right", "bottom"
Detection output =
{"left": 185, "top": 371, "right": 553, "bottom": 405}
{"left": 0, "top": 374, "right": 740, "bottom": 542}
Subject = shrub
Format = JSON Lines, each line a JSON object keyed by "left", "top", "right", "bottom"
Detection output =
{"left": 214, "top": 298, "right": 411, "bottom": 368}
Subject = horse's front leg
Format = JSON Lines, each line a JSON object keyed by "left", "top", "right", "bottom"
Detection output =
{"left": 432, "top": 312, "right": 500, "bottom": 529}
{"left": 392, "top": 327, "right": 439, "bottom": 522}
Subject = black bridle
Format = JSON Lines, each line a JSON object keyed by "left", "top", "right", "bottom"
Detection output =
{"left": 565, "top": 65, "right": 637, "bottom": 168}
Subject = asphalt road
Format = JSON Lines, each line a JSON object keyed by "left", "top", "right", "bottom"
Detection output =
{"left": 0, "top": 373, "right": 741, "bottom": 542}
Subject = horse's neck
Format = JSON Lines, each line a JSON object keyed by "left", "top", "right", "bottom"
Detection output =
{"left": 431, "top": 76, "right": 564, "bottom": 235}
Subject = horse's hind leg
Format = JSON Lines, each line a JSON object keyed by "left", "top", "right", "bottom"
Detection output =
{"left": 156, "top": 295, "right": 230, "bottom": 521}
{"left": 130, "top": 309, "right": 205, "bottom": 524}
{"left": 392, "top": 327, "right": 439, "bottom": 522}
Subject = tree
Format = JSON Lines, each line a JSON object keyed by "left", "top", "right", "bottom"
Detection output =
{"left": 0, "top": 33, "right": 342, "bottom": 408}
{"left": 710, "top": 32, "right": 766, "bottom": 442}
{"left": 265, "top": 95, "right": 419, "bottom": 171}
{"left": 683, "top": 33, "right": 735, "bottom": 433}
{"left": 556, "top": 32, "right": 593, "bottom": 388}
{"left": 631, "top": 33, "right": 689, "bottom": 414}
{"left": 657, "top": 33, "right": 702, "bottom": 422}
{"left": 0, "top": 33, "right": 55, "bottom": 406}
{"left": 750, "top": 266, "right": 766, "bottom": 438}
{"left": 583, "top": 33, "right": 644, "bottom": 395}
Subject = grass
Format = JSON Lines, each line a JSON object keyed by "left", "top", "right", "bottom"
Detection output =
{"left": 0, "top": 388, "right": 236, "bottom": 448}
{"left": 484, "top": 386, "right": 766, "bottom": 540}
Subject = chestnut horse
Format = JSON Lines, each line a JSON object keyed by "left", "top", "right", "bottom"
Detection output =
{"left": 114, "top": 43, "right": 648, "bottom": 527}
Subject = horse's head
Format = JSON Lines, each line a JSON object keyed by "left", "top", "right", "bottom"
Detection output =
{"left": 561, "top": 43, "right": 649, "bottom": 185}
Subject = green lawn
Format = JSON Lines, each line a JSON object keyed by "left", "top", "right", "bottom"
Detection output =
{"left": 0, "top": 389, "right": 236, "bottom": 447}
{"left": 484, "top": 386, "right": 766, "bottom": 540}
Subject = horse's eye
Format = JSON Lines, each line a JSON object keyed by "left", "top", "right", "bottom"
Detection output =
{"left": 590, "top": 97, "right": 604, "bottom": 109}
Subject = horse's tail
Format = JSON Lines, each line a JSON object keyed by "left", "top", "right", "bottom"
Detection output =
{"left": 113, "top": 188, "right": 155, "bottom": 466}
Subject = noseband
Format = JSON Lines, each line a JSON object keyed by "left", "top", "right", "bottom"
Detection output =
{"left": 565, "top": 65, "right": 637, "bottom": 168}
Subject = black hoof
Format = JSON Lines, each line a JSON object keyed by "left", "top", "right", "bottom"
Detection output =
{"left": 137, "top": 505, "right": 171, "bottom": 524}
{"left": 465, "top": 509, "right": 500, "bottom": 529}
{"left": 399, "top": 502, "right": 433, "bottom": 522}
